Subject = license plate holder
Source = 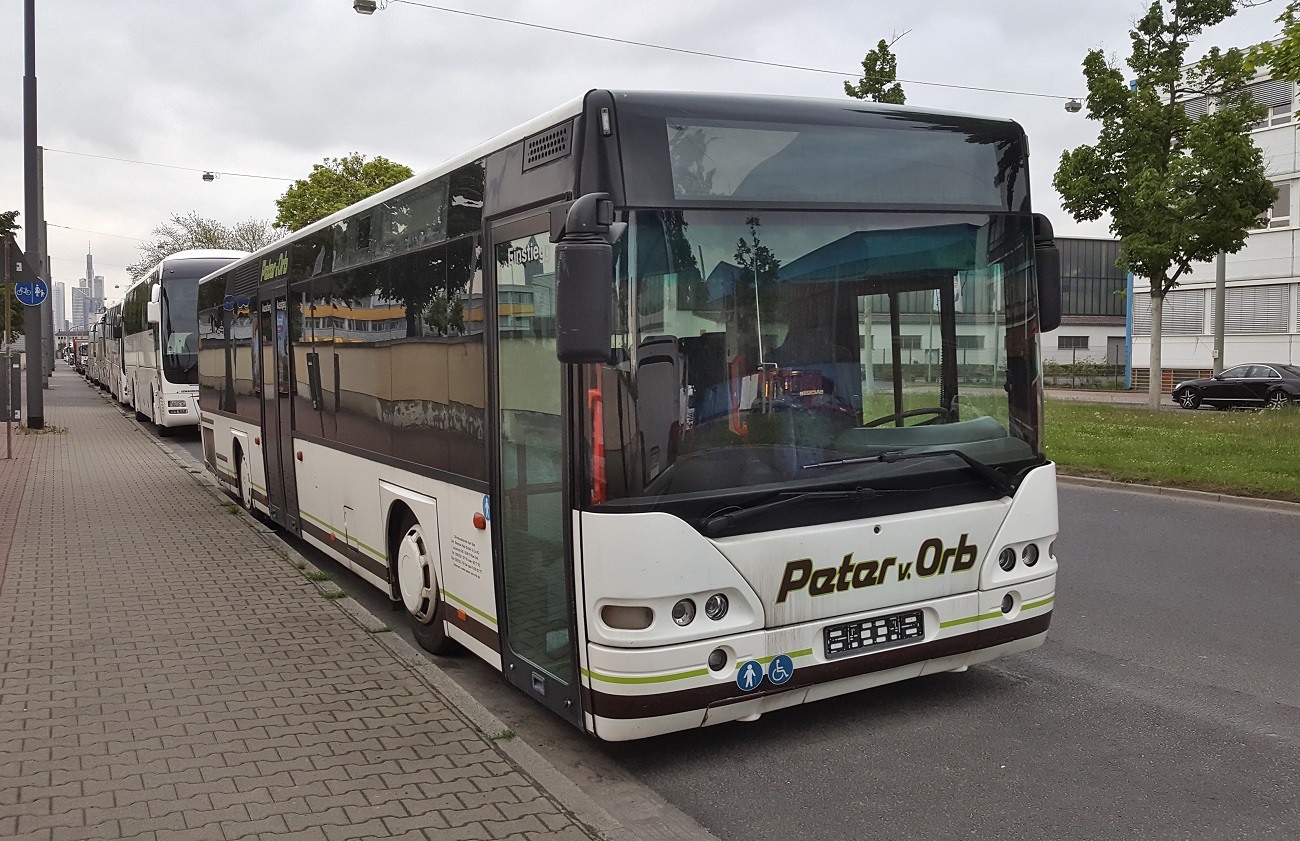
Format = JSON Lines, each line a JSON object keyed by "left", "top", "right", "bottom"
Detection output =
{"left": 824, "top": 609, "right": 925, "bottom": 659}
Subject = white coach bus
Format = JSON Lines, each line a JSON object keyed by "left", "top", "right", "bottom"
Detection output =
{"left": 122, "top": 250, "right": 245, "bottom": 435}
{"left": 198, "top": 91, "right": 1062, "bottom": 741}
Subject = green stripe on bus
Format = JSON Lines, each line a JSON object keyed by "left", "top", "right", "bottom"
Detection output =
{"left": 298, "top": 508, "right": 387, "bottom": 563}
{"left": 441, "top": 589, "right": 497, "bottom": 625}
{"left": 940, "top": 611, "right": 1001, "bottom": 628}
{"left": 941, "top": 595, "right": 1055, "bottom": 628}
{"left": 734, "top": 648, "right": 815, "bottom": 670}
{"left": 581, "top": 667, "right": 710, "bottom": 685}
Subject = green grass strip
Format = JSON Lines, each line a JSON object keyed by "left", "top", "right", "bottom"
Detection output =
{"left": 1046, "top": 399, "right": 1300, "bottom": 502}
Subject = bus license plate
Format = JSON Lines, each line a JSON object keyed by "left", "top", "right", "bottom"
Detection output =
{"left": 824, "top": 610, "right": 924, "bottom": 659}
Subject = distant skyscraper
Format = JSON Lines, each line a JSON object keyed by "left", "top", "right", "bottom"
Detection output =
{"left": 52, "top": 282, "right": 66, "bottom": 333}
{"left": 71, "top": 286, "right": 88, "bottom": 332}
{"left": 92, "top": 274, "right": 104, "bottom": 304}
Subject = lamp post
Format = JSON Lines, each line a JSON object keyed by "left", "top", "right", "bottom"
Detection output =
{"left": 23, "top": 0, "right": 44, "bottom": 428}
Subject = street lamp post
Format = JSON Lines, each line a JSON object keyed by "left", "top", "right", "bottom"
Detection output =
{"left": 23, "top": 0, "right": 44, "bottom": 428}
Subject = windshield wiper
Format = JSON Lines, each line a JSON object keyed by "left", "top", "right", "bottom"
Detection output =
{"left": 803, "top": 448, "right": 1015, "bottom": 498}
{"left": 701, "top": 486, "right": 913, "bottom": 537}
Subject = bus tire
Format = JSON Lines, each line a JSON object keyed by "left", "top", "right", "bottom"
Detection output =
{"left": 392, "top": 510, "right": 458, "bottom": 656}
{"left": 234, "top": 443, "right": 254, "bottom": 511}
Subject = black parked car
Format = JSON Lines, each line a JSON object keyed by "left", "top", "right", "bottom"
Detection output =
{"left": 1172, "top": 363, "right": 1300, "bottom": 410}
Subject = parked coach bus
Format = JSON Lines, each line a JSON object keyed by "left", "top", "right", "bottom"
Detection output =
{"left": 198, "top": 91, "right": 1062, "bottom": 741}
{"left": 123, "top": 249, "right": 245, "bottom": 436}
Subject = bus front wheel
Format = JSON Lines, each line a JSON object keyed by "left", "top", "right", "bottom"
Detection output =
{"left": 393, "top": 510, "right": 458, "bottom": 655}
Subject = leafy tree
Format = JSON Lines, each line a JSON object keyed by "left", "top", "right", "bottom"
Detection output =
{"left": 844, "top": 36, "right": 907, "bottom": 104}
{"left": 274, "top": 153, "right": 414, "bottom": 232}
{"left": 1247, "top": 2, "right": 1300, "bottom": 81}
{"left": 2, "top": 211, "right": 22, "bottom": 339}
{"left": 1053, "top": 0, "right": 1274, "bottom": 408}
{"left": 127, "top": 212, "right": 276, "bottom": 279}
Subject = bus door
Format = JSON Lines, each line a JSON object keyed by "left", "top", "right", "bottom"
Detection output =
{"left": 258, "top": 289, "right": 300, "bottom": 532}
{"left": 489, "top": 211, "right": 582, "bottom": 727}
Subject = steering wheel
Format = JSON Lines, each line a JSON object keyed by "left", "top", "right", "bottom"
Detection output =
{"left": 862, "top": 406, "right": 952, "bottom": 428}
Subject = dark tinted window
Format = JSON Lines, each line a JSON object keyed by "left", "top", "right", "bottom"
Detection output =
{"left": 321, "top": 236, "right": 486, "bottom": 481}
{"left": 614, "top": 94, "right": 1028, "bottom": 212}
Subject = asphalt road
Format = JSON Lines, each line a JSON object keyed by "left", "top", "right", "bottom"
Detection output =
{"left": 175, "top": 423, "right": 1299, "bottom": 840}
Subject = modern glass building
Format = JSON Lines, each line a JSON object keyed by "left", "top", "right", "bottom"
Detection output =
{"left": 1040, "top": 237, "right": 1125, "bottom": 365}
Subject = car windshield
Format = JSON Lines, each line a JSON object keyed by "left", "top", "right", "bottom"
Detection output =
{"left": 582, "top": 209, "right": 1046, "bottom": 507}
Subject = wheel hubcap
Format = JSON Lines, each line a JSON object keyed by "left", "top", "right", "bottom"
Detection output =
{"left": 396, "top": 524, "right": 437, "bottom": 623}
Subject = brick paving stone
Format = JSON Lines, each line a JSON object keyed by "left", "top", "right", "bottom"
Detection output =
{"left": 0, "top": 371, "right": 599, "bottom": 840}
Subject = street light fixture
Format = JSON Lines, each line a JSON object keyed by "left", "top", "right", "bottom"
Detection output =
{"left": 1065, "top": 99, "right": 1083, "bottom": 113}
{"left": 353, "top": 0, "right": 378, "bottom": 13}
{"left": 202, "top": 171, "right": 217, "bottom": 182}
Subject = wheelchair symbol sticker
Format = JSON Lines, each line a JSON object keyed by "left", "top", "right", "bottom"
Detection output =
{"left": 736, "top": 660, "right": 764, "bottom": 692}
{"left": 767, "top": 654, "right": 794, "bottom": 686}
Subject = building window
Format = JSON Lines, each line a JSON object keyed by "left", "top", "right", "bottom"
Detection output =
{"left": 1057, "top": 335, "right": 1089, "bottom": 350}
{"left": 1268, "top": 182, "right": 1291, "bottom": 228}
{"left": 955, "top": 335, "right": 984, "bottom": 350}
{"left": 1250, "top": 79, "right": 1294, "bottom": 129}
{"left": 897, "top": 334, "right": 922, "bottom": 349}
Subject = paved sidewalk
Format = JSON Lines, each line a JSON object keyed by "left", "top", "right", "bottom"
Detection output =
{"left": 1, "top": 368, "right": 601, "bottom": 841}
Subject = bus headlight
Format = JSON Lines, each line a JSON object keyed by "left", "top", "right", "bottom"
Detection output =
{"left": 1022, "top": 543, "right": 1039, "bottom": 567}
{"left": 671, "top": 599, "right": 696, "bottom": 626}
{"left": 704, "top": 593, "right": 729, "bottom": 621}
{"left": 998, "top": 547, "right": 1017, "bottom": 571}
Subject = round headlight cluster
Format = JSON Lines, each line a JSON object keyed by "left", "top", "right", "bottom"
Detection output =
{"left": 673, "top": 594, "right": 730, "bottom": 626}
{"left": 998, "top": 547, "right": 1017, "bottom": 571}
{"left": 1022, "top": 543, "right": 1040, "bottom": 567}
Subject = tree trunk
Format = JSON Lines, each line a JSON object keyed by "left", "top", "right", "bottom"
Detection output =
{"left": 1148, "top": 291, "right": 1164, "bottom": 410}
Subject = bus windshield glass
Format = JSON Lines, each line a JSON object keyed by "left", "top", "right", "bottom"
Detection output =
{"left": 161, "top": 259, "right": 231, "bottom": 384}
{"left": 588, "top": 209, "right": 1044, "bottom": 507}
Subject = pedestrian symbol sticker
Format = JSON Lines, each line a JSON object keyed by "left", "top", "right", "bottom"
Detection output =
{"left": 736, "top": 660, "right": 764, "bottom": 692}
{"left": 767, "top": 654, "right": 794, "bottom": 686}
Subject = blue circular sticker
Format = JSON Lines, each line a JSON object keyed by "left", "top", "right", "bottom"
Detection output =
{"left": 736, "top": 660, "right": 764, "bottom": 692}
{"left": 767, "top": 654, "right": 794, "bottom": 686}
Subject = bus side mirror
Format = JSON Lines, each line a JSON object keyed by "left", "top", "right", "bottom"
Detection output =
{"left": 552, "top": 193, "right": 626, "bottom": 364}
{"left": 147, "top": 283, "right": 162, "bottom": 325}
{"left": 1033, "top": 214, "right": 1061, "bottom": 333}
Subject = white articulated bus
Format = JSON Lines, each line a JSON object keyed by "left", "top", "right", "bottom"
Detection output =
{"left": 122, "top": 250, "right": 245, "bottom": 435}
{"left": 198, "top": 91, "right": 1062, "bottom": 741}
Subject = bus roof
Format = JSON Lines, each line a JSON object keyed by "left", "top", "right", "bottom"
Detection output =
{"left": 209, "top": 90, "right": 1027, "bottom": 273}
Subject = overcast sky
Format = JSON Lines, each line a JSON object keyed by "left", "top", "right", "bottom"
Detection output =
{"left": 0, "top": 0, "right": 1288, "bottom": 313}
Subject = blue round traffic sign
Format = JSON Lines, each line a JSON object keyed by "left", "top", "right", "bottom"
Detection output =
{"left": 767, "top": 654, "right": 795, "bottom": 686}
{"left": 736, "top": 660, "right": 764, "bottom": 692}
{"left": 14, "top": 279, "right": 48, "bottom": 307}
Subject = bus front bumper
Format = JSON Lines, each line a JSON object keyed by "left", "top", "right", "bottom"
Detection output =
{"left": 581, "top": 575, "right": 1054, "bottom": 741}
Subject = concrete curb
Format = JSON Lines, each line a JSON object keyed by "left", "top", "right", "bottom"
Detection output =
{"left": 100, "top": 391, "right": 717, "bottom": 841}
{"left": 1058, "top": 473, "right": 1300, "bottom": 514}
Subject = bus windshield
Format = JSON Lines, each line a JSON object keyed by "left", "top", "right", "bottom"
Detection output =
{"left": 161, "top": 258, "right": 232, "bottom": 384}
{"left": 588, "top": 209, "right": 1044, "bottom": 507}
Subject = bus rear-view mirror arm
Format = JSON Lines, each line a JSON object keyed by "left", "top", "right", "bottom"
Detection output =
{"left": 553, "top": 193, "right": 627, "bottom": 364}
{"left": 1033, "top": 213, "right": 1061, "bottom": 333}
